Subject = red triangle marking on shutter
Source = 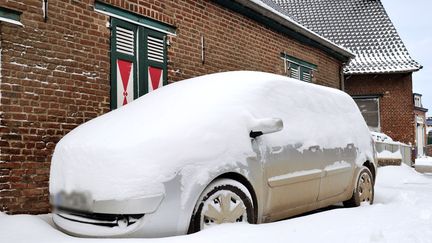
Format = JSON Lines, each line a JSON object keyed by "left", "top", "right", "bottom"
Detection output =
{"left": 149, "top": 66, "right": 162, "bottom": 90}
{"left": 118, "top": 60, "right": 132, "bottom": 91}
{"left": 123, "top": 96, "right": 128, "bottom": 105}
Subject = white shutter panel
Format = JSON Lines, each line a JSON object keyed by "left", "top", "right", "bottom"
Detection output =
{"left": 147, "top": 36, "right": 164, "bottom": 63}
{"left": 116, "top": 27, "right": 135, "bottom": 56}
{"left": 290, "top": 66, "right": 300, "bottom": 80}
{"left": 302, "top": 70, "right": 311, "bottom": 82}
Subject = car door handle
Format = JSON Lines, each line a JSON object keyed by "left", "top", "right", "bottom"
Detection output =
{"left": 271, "top": 146, "right": 283, "bottom": 154}
{"left": 309, "top": 145, "right": 320, "bottom": 152}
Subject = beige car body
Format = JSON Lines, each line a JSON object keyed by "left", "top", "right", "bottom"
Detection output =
{"left": 257, "top": 143, "right": 375, "bottom": 222}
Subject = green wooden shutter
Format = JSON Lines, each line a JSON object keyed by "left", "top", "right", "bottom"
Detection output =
{"left": 110, "top": 18, "right": 168, "bottom": 109}
{"left": 110, "top": 18, "right": 138, "bottom": 109}
{"left": 139, "top": 28, "right": 167, "bottom": 96}
{"left": 289, "top": 63, "right": 300, "bottom": 80}
{"left": 282, "top": 53, "right": 317, "bottom": 83}
{"left": 300, "top": 66, "right": 312, "bottom": 82}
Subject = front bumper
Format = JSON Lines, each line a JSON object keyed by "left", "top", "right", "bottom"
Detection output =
{"left": 50, "top": 174, "right": 196, "bottom": 238}
{"left": 51, "top": 192, "right": 165, "bottom": 237}
{"left": 50, "top": 191, "right": 164, "bottom": 215}
{"left": 53, "top": 210, "right": 145, "bottom": 237}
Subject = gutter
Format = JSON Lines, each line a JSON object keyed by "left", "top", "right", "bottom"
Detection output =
{"left": 414, "top": 107, "right": 429, "bottom": 113}
{"left": 232, "top": 0, "right": 355, "bottom": 61}
{"left": 344, "top": 66, "right": 422, "bottom": 75}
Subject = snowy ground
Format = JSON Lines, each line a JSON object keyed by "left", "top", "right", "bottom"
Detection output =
{"left": 1, "top": 164, "right": 432, "bottom": 243}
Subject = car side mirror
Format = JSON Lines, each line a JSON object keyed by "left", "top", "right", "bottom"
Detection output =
{"left": 250, "top": 118, "right": 283, "bottom": 138}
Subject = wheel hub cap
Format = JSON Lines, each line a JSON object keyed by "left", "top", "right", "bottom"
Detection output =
{"left": 201, "top": 191, "right": 247, "bottom": 228}
{"left": 358, "top": 172, "right": 373, "bottom": 202}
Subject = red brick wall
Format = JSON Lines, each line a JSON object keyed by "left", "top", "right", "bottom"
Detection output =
{"left": 98, "top": 0, "right": 342, "bottom": 87}
{"left": 0, "top": 0, "right": 343, "bottom": 214}
{"left": 0, "top": 0, "right": 111, "bottom": 214}
{"left": 345, "top": 73, "right": 415, "bottom": 145}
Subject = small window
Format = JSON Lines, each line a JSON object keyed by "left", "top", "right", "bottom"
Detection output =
{"left": 281, "top": 54, "right": 317, "bottom": 82}
{"left": 414, "top": 95, "right": 422, "bottom": 108}
{"left": 0, "top": 6, "right": 22, "bottom": 26}
{"left": 354, "top": 97, "right": 380, "bottom": 132}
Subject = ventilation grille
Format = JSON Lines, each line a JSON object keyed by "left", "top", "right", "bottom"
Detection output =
{"left": 148, "top": 36, "right": 164, "bottom": 63}
{"left": 116, "top": 27, "right": 134, "bottom": 56}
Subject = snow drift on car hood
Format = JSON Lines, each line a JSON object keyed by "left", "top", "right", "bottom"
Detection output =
{"left": 49, "top": 71, "right": 373, "bottom": 201}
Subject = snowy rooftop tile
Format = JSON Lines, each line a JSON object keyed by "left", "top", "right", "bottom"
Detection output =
{"left": 272, "top": 0, "right": 422, "bottom": 74}
{"left": 243, "top": 0, "right": 354, "bottom": 59}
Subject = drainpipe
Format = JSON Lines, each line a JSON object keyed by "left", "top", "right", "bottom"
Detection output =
{"left": 340, "top": 64, "right": 345, "bottom": 91}
{"left": 42, "top": 0, "right": 49, "bottom": 22}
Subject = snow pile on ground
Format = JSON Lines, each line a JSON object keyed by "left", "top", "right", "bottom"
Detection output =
{"left": 372, "top": 132, "right": 407, "bottom": 160}
{"left": 415, "top": 156, "right": 432, "bottom": 166}
{"left": 414, "top": 156, "right": 432, "bottom": 173}
{"left": 2, "top": 164, "right": 432, "bottom": 243}
{"left": 371, "top": 131, "right": 394, "bottom": 143}
{"left": 50, "top": 71, "right": 373, "bottom": 203}
{"left": 377, "top": 150, "right": 402, "bottom": 159}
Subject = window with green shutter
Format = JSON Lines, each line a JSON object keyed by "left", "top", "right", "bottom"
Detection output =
{"left": 95, "top": 1, "right": 175, "bottom": 110}
{"left": 281, "top": 53, "right": 317, "bottom": 82}
{"left": 110, "top": 18, "right": 168, "bottom": 110}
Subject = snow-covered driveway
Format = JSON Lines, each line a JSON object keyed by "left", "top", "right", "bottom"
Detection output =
{"left": 1, "top": 164, "right": 432, "bottom": 243}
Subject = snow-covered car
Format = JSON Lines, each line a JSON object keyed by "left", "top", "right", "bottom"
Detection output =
{"left": 49, "top": 71, "right": 377, "bottom": 237}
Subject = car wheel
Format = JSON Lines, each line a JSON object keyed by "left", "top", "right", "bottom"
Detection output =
{"left": 343, "top": 166, "right": 374, "bottom": 207}
{"left": 189, "top": 178, "right": 255, "bottom": 233}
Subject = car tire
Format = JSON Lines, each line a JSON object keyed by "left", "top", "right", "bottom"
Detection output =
{"left": 188, "top": 178, "right": 255, "bottom": 233}
{"left": 343, "top": 166, "right": 374, "bottom": 207}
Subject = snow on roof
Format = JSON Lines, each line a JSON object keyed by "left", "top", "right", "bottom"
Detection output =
{"left": 273, "top": 0, "right": 422, "bottom": 74}
{"left": 234, "top": 0, "right": 354, "bottom": 59}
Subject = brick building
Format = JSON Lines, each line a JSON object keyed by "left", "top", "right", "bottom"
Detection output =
{"left": 276, "top": 0, "right": 422, "bottom": 148}
{"left": 0, "top": 1, "right": 352, "bottom": 213}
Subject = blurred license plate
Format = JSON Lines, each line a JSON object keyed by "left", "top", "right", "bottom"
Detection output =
{"left": 54, "top": 191, "right": 92, "bottom": 211}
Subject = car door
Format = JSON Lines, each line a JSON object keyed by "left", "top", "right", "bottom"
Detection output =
{"left": 261, "top": 141, "right": 323, "bottom": 218}
{"left": 317, "top": 144, "right": 356, "bottom": 201}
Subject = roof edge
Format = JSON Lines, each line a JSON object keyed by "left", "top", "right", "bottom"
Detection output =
{"left": 414, "top": 106, "right": 428, "bottom": 113}
{"left": 344, "top": 66, "right": 422, "bottom": 75}
{"left": 214, "top": 0, "right": 355, "bottom": 62}
{"left": 377, "top": 1, "right": 423, "bottom": 70}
